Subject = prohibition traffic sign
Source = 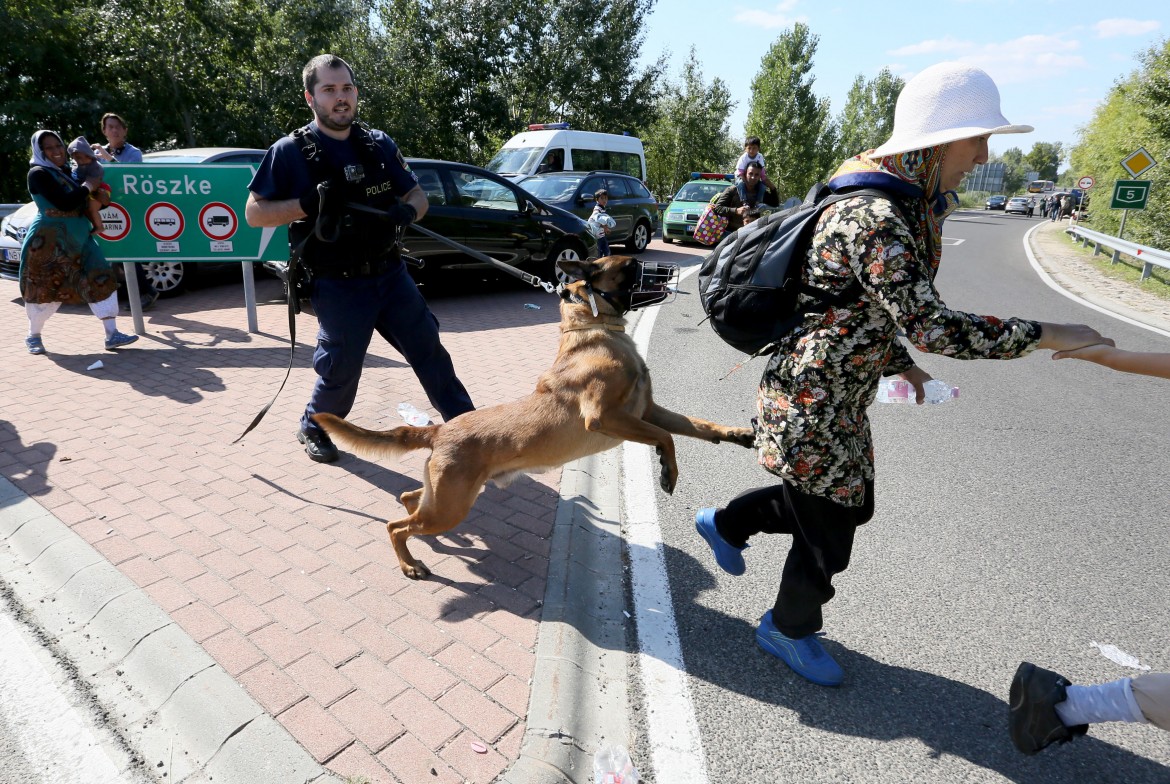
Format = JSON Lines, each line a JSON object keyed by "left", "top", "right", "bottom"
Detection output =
{"left": 1077, "top": 176, "right": 1095, "bottom": 190}
{"left": 198, "top": 202, "right": 238, "bottom": 241}
{"left": 144, "top": 202, "right": 184, "bottom": 241}
{"left": 97, "top": 202, "right": 131, "bottom": 242}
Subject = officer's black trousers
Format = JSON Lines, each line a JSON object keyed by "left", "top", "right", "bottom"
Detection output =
{"left": 300, "top": 260, "right": 473, "bottom": 433}
{"left": 715, "top": 479, "right": 874, "bottom": 639}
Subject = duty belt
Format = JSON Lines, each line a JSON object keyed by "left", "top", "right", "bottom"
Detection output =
{"left": 311, "top": 256, "right": 396, "bottom": 280}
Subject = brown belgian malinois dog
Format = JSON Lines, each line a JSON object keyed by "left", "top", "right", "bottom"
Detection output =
{"left": 314, "top": 255, "right": 754, "bottom": 579}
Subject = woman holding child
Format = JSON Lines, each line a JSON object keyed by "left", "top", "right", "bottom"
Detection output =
{"left": 19, "top": 129, "right": 137, "bottom": 354}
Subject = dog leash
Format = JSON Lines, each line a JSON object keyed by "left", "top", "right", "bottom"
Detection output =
{"left": 344, "top": 202, "right": 560, "bottom": 294}
{"left": 233, "top": 198, "right": 563, "bottom": 444}
{"left": 232, "top": 230, "right": 311, "bottom": 444}
{"left": 233, "top": 181, "right": 365, "bottom": 444}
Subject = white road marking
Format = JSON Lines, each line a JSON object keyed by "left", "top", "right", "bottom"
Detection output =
{"left": 624, "top": 293, "right": 711, "bottom": 784}
{"left": 1023, "top": 222, "right": 1170, "bottom": 339}
{"left": 0, "top": 611, "right": 131, "bottom": 784}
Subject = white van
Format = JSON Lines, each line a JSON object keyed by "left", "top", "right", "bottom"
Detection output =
{"left": 486, "top": 124, "right": 646, "bottom": 182}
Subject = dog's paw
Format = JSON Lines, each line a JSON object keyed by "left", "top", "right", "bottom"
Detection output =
{"left": 727, "top": 427, "right": 755, "bottom": 448}
{"left": 401, "top": 561, "right": 431, "bottom": 580}
{"left": 657, "top": 460, "right": 677, "bottom": 495}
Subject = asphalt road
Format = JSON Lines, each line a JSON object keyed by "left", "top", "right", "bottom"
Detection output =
{"left": 634, "top": 212, "right": 1170, "bottom": 783}
{"left": 0, "top": 592, "right": 146, "bottom": 784}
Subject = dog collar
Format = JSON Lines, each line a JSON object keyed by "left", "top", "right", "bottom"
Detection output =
{"left": 562, "top": 323, "right": 625, "bottom": 333}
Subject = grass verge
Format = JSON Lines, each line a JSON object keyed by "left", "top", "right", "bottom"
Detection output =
{"left": 1059, "top": 228, "right": 1170, "bottom": 302}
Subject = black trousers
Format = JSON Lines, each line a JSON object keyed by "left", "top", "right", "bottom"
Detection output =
{"left": 716, "top": 479, "right": 874, "bottom": 638}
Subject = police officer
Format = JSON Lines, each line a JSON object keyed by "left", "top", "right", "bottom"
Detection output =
{"left": 245, "top": 54, "right": 474, "bottom": 463}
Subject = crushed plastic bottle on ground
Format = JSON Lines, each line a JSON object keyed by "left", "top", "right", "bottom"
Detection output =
{"left": 396, "top": 402, "right": 431, "bottom": 426}
{"left": 593, "top": 745, "right": 639, "bottom": 784}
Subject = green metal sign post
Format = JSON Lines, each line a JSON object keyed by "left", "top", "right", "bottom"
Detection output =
{"left": 95, "top": 164, "right": 288, "bottom": 334}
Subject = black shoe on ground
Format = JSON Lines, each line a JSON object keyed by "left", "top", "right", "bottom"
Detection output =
{"left": 297, "top": 427, "right": 339, "bottom": 463}
{"left": 1009, "top": 661, "right": 1089, "bottom": 755}
{"left": 140, "top": 289, "right": 159, "bottom": 311}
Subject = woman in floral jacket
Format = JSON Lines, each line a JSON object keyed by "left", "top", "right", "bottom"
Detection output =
{"left": 693, "top": 62, "right": 1112, "bottom": 687}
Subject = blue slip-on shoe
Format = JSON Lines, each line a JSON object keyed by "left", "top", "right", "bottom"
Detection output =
{"left": 104, "top": 331, "right": 139, "bottom": 350}
{"left": 695, "top": 507, "right": 748, "bottom": 576}
{"left": 25, "top": 335, "right": 45, "bottom": 355}
{"left": 756, "top": 610, "right": 844, "bottom": 687}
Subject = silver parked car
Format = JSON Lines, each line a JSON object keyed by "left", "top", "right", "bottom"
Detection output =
{"left": 1004, "top": 196, "right": 1034, "bottom": 216}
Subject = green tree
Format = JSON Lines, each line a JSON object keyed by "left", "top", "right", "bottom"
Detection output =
{"left": 834, "top": 67, "right": 903, "bottom": 161}
{"left": 999, "top": 147, "right": 1027, "bottom": 195}
{"left": 368, "top": 0, "right": 665, "bottom": 165}
{"left": 1128, "top": 37, "right": 1170, "bottom": 250}
{"left": 643, "top": 49, "right": 737, "bottom": 200}
{"left": 0, "top": 0, "right": 667, "bottom": 197}
{"left": 1069, "top": 72, "right": 1160, "bottom": 241}
{"left": 495, "top": 0, "right": 665, "bottom": 150}
{"left": 744, "top": 23, "right": 836, "bottom": 202}
{"left": 1023, "top": 142, "right": 1064, "bottom": 181}
{"left": 0, "top": 0, "right": 93, "bottom": 200}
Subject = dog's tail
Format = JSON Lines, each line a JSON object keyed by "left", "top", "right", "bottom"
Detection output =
{"left": 312, "top": 413, "right": 436, "bottom": 460}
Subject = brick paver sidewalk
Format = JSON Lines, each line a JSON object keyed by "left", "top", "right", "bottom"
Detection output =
{"left": 0, "top": 272, "right": 565, "bottom": 783}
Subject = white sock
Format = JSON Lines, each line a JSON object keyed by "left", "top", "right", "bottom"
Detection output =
{"left": 101, "top": 318, "right": 117, "bottom": 337}
{"left": 1055, "top": 678, "right": 1148, "bottom": 726}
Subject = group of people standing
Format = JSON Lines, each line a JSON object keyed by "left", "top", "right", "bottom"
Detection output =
{"left": 1044, "top": 192, "right": 1077, "bottom": 221}
{"left": 18, "top": 113, "right": 156, "bottom": 355}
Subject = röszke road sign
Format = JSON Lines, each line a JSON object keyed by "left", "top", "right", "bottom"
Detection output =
{"left": 1077, "top": 176, "right": 1095, "bottom": 190}
{"left": 1110, "top": 180, "right": 1151, "bottom": 210}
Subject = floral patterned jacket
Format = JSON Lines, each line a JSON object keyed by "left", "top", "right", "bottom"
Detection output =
{"left": 755, "top": 194, "right": 1042, "bottom": 507}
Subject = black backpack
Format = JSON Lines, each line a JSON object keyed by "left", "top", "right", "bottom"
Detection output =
{"left": 697, "top": 183, "right": 903, "bottom": 355}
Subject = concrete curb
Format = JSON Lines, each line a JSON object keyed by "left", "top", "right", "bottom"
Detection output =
{"left": 0, "top": 477, "right": 336, "bottom": 784}
{"left": 501, "top": 449, "right": 634, "bottom": 784}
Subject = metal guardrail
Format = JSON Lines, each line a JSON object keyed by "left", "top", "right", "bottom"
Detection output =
{"left": 1067, "top": 224, "right": 1170, "bottom": 281}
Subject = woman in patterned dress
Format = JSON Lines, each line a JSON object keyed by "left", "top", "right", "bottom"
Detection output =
{"left": 693, "top": 63, "right": 1113, "bottom": 687}
{"left": 19, "top": 130, "right": 137, "bottom": 354}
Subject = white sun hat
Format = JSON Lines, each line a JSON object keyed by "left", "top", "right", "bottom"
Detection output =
{"left": 871, "top": 62, "right": 1032, "bottom": 157}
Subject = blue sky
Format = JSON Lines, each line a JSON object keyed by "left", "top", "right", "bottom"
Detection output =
{"left": 638, "top": 1, "right": 1166, "bottom": 159}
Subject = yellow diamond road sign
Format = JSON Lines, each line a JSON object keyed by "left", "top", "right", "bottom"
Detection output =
{"left": 1121, "top": 148, "right": 1157, "bottom": 178}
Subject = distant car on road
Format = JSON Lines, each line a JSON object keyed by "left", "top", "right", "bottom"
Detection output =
{"left": 1, "top": 147, "right": 268, "bottom": 296}
{"left": 661, "top": 173, "right": 734, "bottom": 244}
{"left": 517, "top": 170, "right": 658, "bottom": 253}
{"left": 1005, "top": 196, "right": 1033, "bottom": 216}
{"left": 984, "top": 195, "right": 1007, "bottom": 210}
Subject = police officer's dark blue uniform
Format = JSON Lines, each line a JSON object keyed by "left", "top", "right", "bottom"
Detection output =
{"left": 249, "top": 97, "right": 473, "bottom": 462}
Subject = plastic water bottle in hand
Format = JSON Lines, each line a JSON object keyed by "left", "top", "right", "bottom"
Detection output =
{"left": 396, "top": 402, "right": 431, "bottom": 426}
{"left": 593, "top": 745, "right": 639, "bottom": 784}
{"left": 874, "top": 378, "right": 959, "bottom": 405}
